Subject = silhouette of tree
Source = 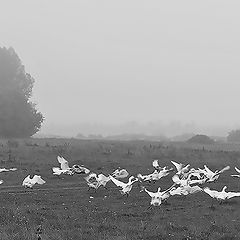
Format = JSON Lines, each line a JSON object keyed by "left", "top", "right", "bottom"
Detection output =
{"left": 0, "top": 46, "right": 44, "bottom": 137}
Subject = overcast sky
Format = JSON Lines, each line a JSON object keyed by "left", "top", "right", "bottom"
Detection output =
{"left": 1, "top": 1, "right": 240, "bottom": 135}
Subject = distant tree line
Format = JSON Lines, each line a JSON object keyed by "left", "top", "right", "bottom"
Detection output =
{"left": 227, "top": 130, "right": 240, "bottom": 143}
{"left": 0, "top": 46, "right": 44, "bottom": 138}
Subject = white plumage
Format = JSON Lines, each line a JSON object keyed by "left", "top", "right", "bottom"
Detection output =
{"left": 171, "top": 161, "right": 190, "bottom": 176}
{"left": 22, "top": 175, "right": 46, "bottom": 188}
{"left": 142, "top": 186, "right": 174, "bottom": 206}
{"left": 111, "top": 168, "right": 129, "bottom": 179}
{"left": 203, "top": 186, "right": 240, "bottom": 201}
{"left": 201, "top": 165, "right": 230, "bottom": 182}
{"left": 109, "top": 175, "right": 138, "bottom": 195}
{"left": 231, "top": 167, "right": 240, "bottom": 178}
{"left": 0, "top": 168, "right": 17, "bottom": 173}
{"left": 84, "top": 173, "right": 110, "bottom": 190}
{"left": 52, "top": 156, "right": 74, "bottom": 175}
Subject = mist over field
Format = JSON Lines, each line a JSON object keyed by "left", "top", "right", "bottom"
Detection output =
{"left": 39, "top": 121, "right": 234, "bottom": 138}
{"left": 1, "top": 1, "right": 240, "bottom": 139}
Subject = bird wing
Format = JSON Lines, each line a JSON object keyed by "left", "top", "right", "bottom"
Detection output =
{"left": 231, "top": 174, "right": 240, "bottom": 178}
{"left": 57, "top": 156, "right": 70, "bottom": 170}
{"left": 72, "top": 165, "right": 90, "bottom": 174}
{"left": 189, "top": 178, "right": 206, "bottom": 185}
{"left": 159, "top": 168, "right": 171, "bottom": 177}
{"left": 84, "top": 167, "right": 90, "bottom": 174}
{"left": 85, "top": 173, "right": 97, "bottom": 182}
{"left": 203, "top": 187, "right": 220, "bottom": 198}
{"left": 190, "top": 171, "right": 202, "bottom": 179}
{"left": 111, "top": 169, "right": 119, "bottom": 176}
{"left": 235, "top": 167, "right": 240, "bottom": 174}
{"left": 181, "top": 164, "right": 190, "bottom": 173}
{"left": 226, "top": 192, "right": 240, "bottom": 199}
{"left": 118, "top": 169, "right": 129, "bottom": 178}
{"left": 33, "top": 175, "right": 46, "bottom": 184}
{"left": 52, "top": 167, "right": 62, "bottom": 175}
{"left": 188, "top": 185, "right": 202, "bottom": 194}
{"left": 170, "top": 187, "right": 182, "bottom": 195}
{"left": 204, "top": 165, "right": 213, "bottom": 175}
{"left": 197, "top": 168, "right": 207, "bottom": 175}
{"left": 171, "top": 161, "right": 182, "bottom": 172}
{"left": 109, "top": 175, "right": 126, "bottom": 188}
{"left": 172, "top": 174, "right": 181, "bottom": 184}
{"left": 0, "top": 168, "right": 8, "bottom": 172}
{"left": 9, "top": 168, "right": 17, "bottom": 171}
{"left": 144, "top": 188, "right": 155, "bottom": 198}
{"left": 22, "top": 175, "right": 31, "bottom": 185}
{"left": 163, "top": 183, "right": 177, "bottom": 194}
{"left": 98, "top": 174, "right": 110, "bottom": 182}
{"left": 137, "top": 173, "right": 151, "bottom": 181}
{"left": 152, "top": 160, "right": 159, "bottom": 169}
{"left": 218, "top": 166, "right": 230, "bottom": 174}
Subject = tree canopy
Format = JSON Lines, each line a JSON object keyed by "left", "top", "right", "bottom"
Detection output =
{"left": 0, "top": 46, "right": 44, "bottom": 138}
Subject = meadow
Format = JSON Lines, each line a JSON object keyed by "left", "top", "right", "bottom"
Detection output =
{"left": 0, "top": 138, "right": 240, "bottom": 239}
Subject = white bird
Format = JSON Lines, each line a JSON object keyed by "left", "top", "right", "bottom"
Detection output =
{"left": 111, "top": 168, "right": 129, "bottom": 179}
{"left": 0, "top": 168, "right": 17, "bottom": 173}
{"left": 97, "top": 174, "right": 111, "bottom": 187}
{"left": 172, "top": 174, "right": 207, "bottom": 187}
{"left": 186, "top": 168, "right": 203, "bottom": 179}
{"left": 52, "top": 156, "right": 73, "bottom": 175}
{"left": 231, "top": 167, "right": 240, "bottom": 178}
{"left": 172, "top": 174, "right": 189, "bottom": 187}
{"left": 203, "top": 186, "right": 240, "bottom": 201}
{"left": 84, "top": 173, "right": 110, "bottom": 190}
{"left": 170, "top": 185, "right": 202, "bottom": 196}
{"left": 142, "top": 184, "right": 176, "bottom": 206}
{"left": 137, "top": 168, "right": 170, "bottom": 182}
{"left": 201, "top": 165, "right": 230, "bottom": 182}
{"left": 84, "top": 173, "right": 99, "bottom": 190}
{"left": 152, "top": 160, "right": 161, "bottom": 171}
{"left": 109, "top": 175, "right": 138, "bottom": 195}
{"left": 72, "top": 164, "right": 90, "bottom": 174}
{"left": 58, "top": 156, "right": 70, "bottom": 170}
{"left": 171, "top": 161, "right": 190, "bottom": 176}
{"left": 22, "top": 175, "right": 46, "bottom": 188}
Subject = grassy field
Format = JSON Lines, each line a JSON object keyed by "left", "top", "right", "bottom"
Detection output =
{"left": 0, "top": 138, "right": 240, "bottom": 239}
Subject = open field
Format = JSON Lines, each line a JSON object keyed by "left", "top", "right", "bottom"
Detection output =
{"left": 0, "top": 138, "right": 240, "bottom": 239}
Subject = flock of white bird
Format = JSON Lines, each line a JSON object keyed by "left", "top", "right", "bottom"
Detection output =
{"left": 19, "top": 156, "right": 240, "bottom": 206}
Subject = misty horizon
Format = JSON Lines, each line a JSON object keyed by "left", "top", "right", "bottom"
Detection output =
{"left": 37, "top": 120, "right": 238, "bottom": 138}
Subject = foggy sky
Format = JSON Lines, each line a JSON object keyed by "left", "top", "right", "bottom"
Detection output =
{"left": 1, "top": 1, "right": 240, "bottom": 136}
